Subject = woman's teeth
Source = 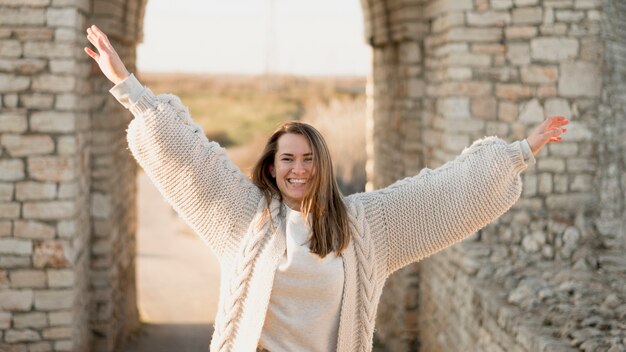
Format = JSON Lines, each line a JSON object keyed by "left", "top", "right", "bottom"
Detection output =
{"left": 288, "top": 179, "right": 306, "bottom": 184}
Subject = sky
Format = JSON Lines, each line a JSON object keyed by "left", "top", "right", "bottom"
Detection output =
{"left": 137, "top": 0, "right": 371, "bottom": 76}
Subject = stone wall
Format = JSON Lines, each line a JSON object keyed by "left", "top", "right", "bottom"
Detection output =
{"left": 0, "top": 0, "right": 144, "bottom": 351}
{"left": 363, "top": 0, "right": 626, "bottom": 351}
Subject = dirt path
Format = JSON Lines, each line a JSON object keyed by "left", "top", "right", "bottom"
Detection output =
{"left": 121, "top": 172, "right": 221, "bottom": 351}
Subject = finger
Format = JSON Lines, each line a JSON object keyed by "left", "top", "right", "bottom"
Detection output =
{"left": 87, "top": 33, "right": 98, "bottom": 47}
{"left": 92, "top": 25, "right": 108, "bottom": 40}
{"left": 84, "top": 47, "right": 99, "bottom": 60}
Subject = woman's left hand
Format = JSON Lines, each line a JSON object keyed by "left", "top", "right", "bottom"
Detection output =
{"left": 526, "top": 116, "right": 569, "bottom": 155}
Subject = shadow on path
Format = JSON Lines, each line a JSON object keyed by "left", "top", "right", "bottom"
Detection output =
{"left": 121, "top": 323, "right": 213, "bottom": 352}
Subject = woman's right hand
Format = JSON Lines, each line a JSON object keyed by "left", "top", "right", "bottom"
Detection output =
{"left": 84, "top": 25, "right": 130, "bottom": 85}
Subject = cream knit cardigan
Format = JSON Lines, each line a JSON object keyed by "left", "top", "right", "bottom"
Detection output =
{"left": 112, "top": 74, "right": 530, "bottom": 352}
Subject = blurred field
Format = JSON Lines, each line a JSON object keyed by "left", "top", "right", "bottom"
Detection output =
{"left": 140, "top": 73, "right": 368, "bottom": 194}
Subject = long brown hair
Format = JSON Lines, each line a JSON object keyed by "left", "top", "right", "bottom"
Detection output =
{"left": 251, "top": 121, "right": 350, "bottom": 258}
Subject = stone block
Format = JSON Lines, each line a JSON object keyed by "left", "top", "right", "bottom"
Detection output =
{"left": 539, "top": 23, "right": 568, "bottom": 36}
{"left": 407, "top": 79, "right": 425, "bottom": 98}
{"left": 424, "top": 0, "right": 473, "bottom": 18}
{"left": 57, "top": 136, "right": 77, "bottom": 155}
{"left": 0, "top": 183, "right": 14, "bottom": 202}
{"left": 47, "top": 269, "right": 74, "bottom": 288}
{"left": 520, "top": 66, "right": 558, "bottom": 83}
{"left": 437, "top": 98, "right": 470, "bottom": 119}
{"left": 0, "top": 311, "right": 10, "bottom": 328}
{"left": 546, "top": 193, "right": 594, "bottom": 210}
{"left": 33, "top": 241, "right": 71, "bottom": 268}
{"left": 4, "top": 329, "right": 41, "bottom": 343}
{"left": 0, "top": 112, "right": 27, "bottom": 133}
{"left": 435, "top": 82, "right": 492, "bottom": 97}
{"left": 471, "top": 97, "right": 497, "bottom": 119}
{"left": 16, "top": 182, "right": 57, "bottom": 201}
{"left": 23, "top": 201, "right": 76, "bottom": 220}
{"left": 466, "top": 11, "right": 511, "bottom": 27}
{"left": 471, "top": 44, "right": 505, "bottom": 54}
{"left": 571, "top": 174, "right": 592, "bottom": 191}
{"left": 512, "top": 7, "right": 543, "bottom": 24}
{"left": 555, "top": 10, "right": 585, "bottom": 22}
{"left": 46, "top": 8, "right": 81, "bottom": 27}
{"left": 23, "top": 42, "right": 75, "bottom": 59}
{"left": 53, "top": 0, "right": 90, "bottom": 12}
{"left": 505, "top": 26, "right": 538, "bottom": 39}
{"left": 496, "top": 84, "right": 533, "bottom": 101}
{"left": 537, "top": 157, "right": 566, "bottom": 172}
{"left": 0, "top": 202, "right": 20, "bottom": 219}
{"left": 0, "top": 59, "right": 47, "bottom": 76}
{"left": 444, "top": 53, "right": 491, "bottom": 67}
{"left": 42, "top": 327, "right": 72, "bottom": 339}
{"left": 0, "top": 159, "right": 25, "bottom": 181}
{"left": 1, "top": 135, "right": 54, "bottom": 157}
{"left": 0, "top": 221, "right": 11, "bottom": 236}
{"left": 34, "top": 290, "right": 74, "bottom": 310}
{"left": 54, "top": 340, "right": 73, "bottom": 351}
{"left": 0, "top": 0, "right": 50, "bottom": 5}
{"left": 530, "top": 38, "right": 578, "bottom": 62}
{"left": 10, "top": 270, "right": 46, "bottom": 288}
{"left": 30, "top": 112, "right": 76, "bottom": 133}
{"left": 0, "top": 74, "right": 30, "bottom": 93}
{"left": 48, "top": 311, "right": 72, "bottom": 326}
{"left": 0, "top": 9, "right": 45, "bottom": 25}
{"left": 13, "top": 28, "right": 54, "bottom": 41}
{"left": 0, "top": 239, "right": 31, "bottom": 255}
{"left": 400, "top": 42, "right": 421, "bottom": 64}
{"left": 561, "top": 121, "right": 592, "bottom": 141}
{"left": 56, "top": 220, "right": 76, "bottom": 239}
{"left": 515, "top": 0, "right": 539, "bottom": 5}
{"left": 538, "top": 173, "right": 553, "bottom": 194}
{"left": 544, "top": 98, "right": 572, "bottom": 117}
{"left": 49, "top": 60, "right": 77, "bottom": 75}
{"left": 32, "top": 74, "right": 76, "bottom": 93}
{"left": 491, "top": 0, "right": 513, "bottom": 9}
{"left": 443, "top": 67, "right": 472, "bottom": 81}
{"left": 14, "top": 220, "right": 56, "bottom": 240}
{"left": 537, "top": 85, "right": 557, "bottom": 98}
{"left": 0, "top": 290, "right": 33, "bottom": 311}
{"left": 548, "top": 142, "right": 578, "bottom": 156}
{"left": 575, "top": 0, "right": 601, "bottom": 9}
{"left": 446, "top": 27, "right": 503, "bottom": 42}
{"left": 26, "top": 341, "right": 52, "bottom": 352}
{"left": 4, "top": 94, "right": 18, "bottom": 108}
{"left": 57, "top": 182, "right": 78, "bottom": 199}
{"left": 558, "top": 61, "right": 601, "bottom": 97}
{"left": 506, "top": 43, "right": 530, "bottom": 65}
{"left": 498, "top": 101, "right": 518, "bottom": 122}
{"left": 55, "top": 28, "right": 79, "bottom": 42}
{"left": 27, "top": 156, "right": 76, "bottom": 182}
{"left": 21, "top": 94, "right": 54, "bottom": 109}
{"left": 0, "top": 40, "right": 22, "bottom": 58}
{"left": 432, "top": 13, "right": 465, "bottom": 32}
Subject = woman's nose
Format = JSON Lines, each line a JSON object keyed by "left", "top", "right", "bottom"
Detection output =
{"left": 291, "top": 161, "right": 307, "bottom": 174}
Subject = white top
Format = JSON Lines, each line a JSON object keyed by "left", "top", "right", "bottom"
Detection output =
{"left": 259, "top": 205, "right": 344, "bottom": 351}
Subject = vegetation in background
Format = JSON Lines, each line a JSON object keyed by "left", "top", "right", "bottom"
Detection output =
{"left": 140, "top": 73, "right": 367, "bottom": 195}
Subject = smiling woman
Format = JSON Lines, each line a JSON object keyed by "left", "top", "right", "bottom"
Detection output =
{"left": 137, "top": 0, "right": 370, "bottom": 75}
{"left": 86, "top": 11, "right": 567, "bottom": 349}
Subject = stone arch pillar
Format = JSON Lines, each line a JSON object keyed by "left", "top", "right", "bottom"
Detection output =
{"left": 0, "top": 0, "right": 145, "bottom": 351}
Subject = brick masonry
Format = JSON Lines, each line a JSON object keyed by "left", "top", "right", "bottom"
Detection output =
{"left": 362, "top": 0, "right": 626, "bottom": 351}
{"left": 0, "top": 0, "right": 144, "bottom": 351}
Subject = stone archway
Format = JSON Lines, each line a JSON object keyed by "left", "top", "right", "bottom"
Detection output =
{"left": 1, "top": 0, "right": 625, "bottom": 351}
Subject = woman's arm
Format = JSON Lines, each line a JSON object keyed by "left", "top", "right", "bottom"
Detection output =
{"left": 350, "top": 116, "right": 568, "bottom": 276}
{"left": 85, "top": 25, "right": 263, "bottom": 260}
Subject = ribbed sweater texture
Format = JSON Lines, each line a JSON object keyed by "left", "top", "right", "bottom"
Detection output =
{"left": 111, "top": 74, "right": 531, "bottom": 352}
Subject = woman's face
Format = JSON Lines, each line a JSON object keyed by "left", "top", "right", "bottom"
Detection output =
{"left": 270, "top": 133, "right": 314, "bottom": 211}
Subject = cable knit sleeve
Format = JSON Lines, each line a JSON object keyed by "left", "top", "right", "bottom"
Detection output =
{"left": 110, "top": 74, "right": 262, "bottom": 260}
{"left": 349, "top": 137, "right": 528, "bottom": 276}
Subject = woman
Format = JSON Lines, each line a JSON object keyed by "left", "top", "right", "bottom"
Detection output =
{"left": 85, "top": 25, "right": 568, "bottom": 352}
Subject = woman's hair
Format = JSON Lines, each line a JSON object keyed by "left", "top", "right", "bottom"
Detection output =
{"left": 251, "top": 121, "right": 351, "bottom": 258}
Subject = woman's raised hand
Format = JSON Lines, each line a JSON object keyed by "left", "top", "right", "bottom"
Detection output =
{"left": 526, "top": 116, "right": 569, "bottom": 155}
{"left": 84, "top": 25, "right": 130, "bottom": 85}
